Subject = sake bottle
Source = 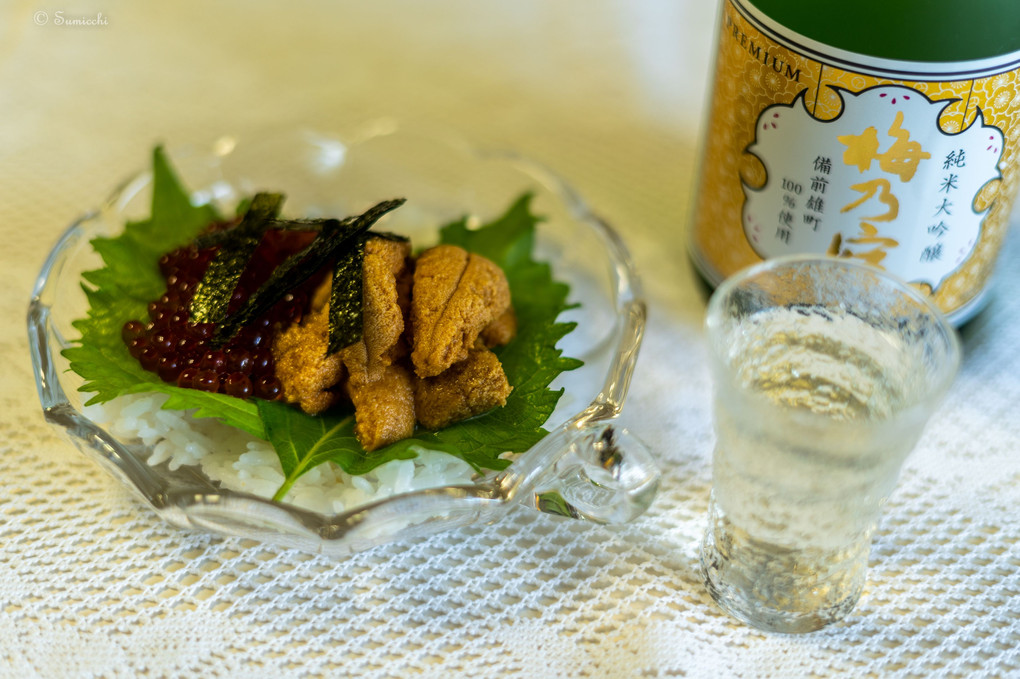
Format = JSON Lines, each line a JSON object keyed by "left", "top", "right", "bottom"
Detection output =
{"left": 689, "top": 0, "right": 1020, "bottom": 324}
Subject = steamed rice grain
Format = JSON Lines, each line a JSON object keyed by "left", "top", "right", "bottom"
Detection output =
{"left": 82, "top": 393, "right": 477, "bottom": 515}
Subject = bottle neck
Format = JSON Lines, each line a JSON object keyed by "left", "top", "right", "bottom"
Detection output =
{"left": 743, "top": 0, "right": 1020, "bottom": 63}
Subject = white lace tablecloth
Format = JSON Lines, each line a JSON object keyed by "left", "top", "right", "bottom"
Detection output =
{"left": 3, "top": 1, "right": 1018, "bottom": 677}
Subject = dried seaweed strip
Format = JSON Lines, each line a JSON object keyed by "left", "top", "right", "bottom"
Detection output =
{"left": 190, "top": 223, "right": 238, "bottom": 251}
{"left": 368, "top": 231, "right": 410, "bottom": 243}
{"left": 188, "top": 234, "right": 259, "bottom": 323}
{"left": 190, "top": 192, "right": 283, "bottom": 250}
{"left": 265, "top": 218, "right": 339, "bottom": 232}
{"left": 191, "top": 230, "right": 232, "bottom": 251}
{"left": 326, "top": 231, "right": 408, "bottom": 354}
{"left": 327, "top": 233, "right": 366, "bottom": 355}
{"left": 211, "top": 217, "right": 348, "bottom": 343}
{"left": 190, "top": 192, "right": 284, "bottom": 323}
{"left": 245, "top": 192, "right": 287, "bottom": 223}
{"left": 212, "top": 198, "right": 405, "bottom": 346}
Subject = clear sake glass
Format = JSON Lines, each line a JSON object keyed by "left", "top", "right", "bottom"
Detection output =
{"left": 701, "top": 255, "right": 960, "bottom": 633}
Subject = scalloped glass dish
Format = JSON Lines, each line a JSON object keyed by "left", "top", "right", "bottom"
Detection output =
{"left": 28, "top": 123, "right": 658, "bottom": 557}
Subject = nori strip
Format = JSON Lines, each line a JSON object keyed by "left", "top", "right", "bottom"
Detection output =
{"left": 190, "top": 221, "right": 242, "bottom": 251}
{"left": 368, "top": 231, "right": 411, "bottom": 243}
{"left": 189, "top": 192, "right": 284, "bottom": 323}
{"left": 211, "top": 198, "right": 405, "bottom": 347}
{"left": 325, "top": 231, "right": 412, "bottom": 353}
{"left": 265, "top": 218, "right": 341, "bottom": 232}
{"left": 327, "top": 233, "right": 367, "bottom": 355}
{"left": 189, "top": 200, "right": 325, "bottom": 251}
{"left": 193, "top": 219, "right": 404, "bottom": 251}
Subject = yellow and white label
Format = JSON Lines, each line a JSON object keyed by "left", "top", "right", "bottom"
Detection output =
{"left": 690, "top": 0, "right": 1020, "bottom": 321}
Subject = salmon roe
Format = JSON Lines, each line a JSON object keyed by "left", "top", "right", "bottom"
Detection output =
{"left": 123, "top": 226, "right": 321, "bottom": 399}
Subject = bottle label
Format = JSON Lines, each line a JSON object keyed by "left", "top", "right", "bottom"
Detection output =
{"left": 690, "top": 0, "right": 1020, "bottom": 320}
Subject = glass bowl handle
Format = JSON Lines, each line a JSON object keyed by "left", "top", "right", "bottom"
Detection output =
{"left": 490, "top": 175, "right": 659, "bottom": 524}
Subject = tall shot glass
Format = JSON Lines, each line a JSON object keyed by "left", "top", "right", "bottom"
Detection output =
{"left": 700, "top": 255, "right": 960, "bottom": 633}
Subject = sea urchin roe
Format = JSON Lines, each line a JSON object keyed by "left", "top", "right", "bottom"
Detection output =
{"left": 347, "top": 364, "right": 416, "bottom": 451}
{"left": 271, "top": 300, "right": 346, "bottom": 415}
{"left": 339, "top": 236, "right": 413, "bottom": 385}
{"left": 413, "top": 347, "right": 512, "bottom": 430}
{"left": 272, "top": 235, "right": 412, "bottom": 429}
{"left": 273, "top": 239, "right": 517, "bottom": 451}
{"left": 410, "top": 244, "right": 513, "bottom": 378}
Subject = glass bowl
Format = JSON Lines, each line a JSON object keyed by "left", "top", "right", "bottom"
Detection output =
{"left": 28, "top": 122, "right": 658, "bottom": 557}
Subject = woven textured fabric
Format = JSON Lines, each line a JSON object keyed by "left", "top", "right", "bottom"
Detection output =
{"left": 3, "top": 1, "right": 1019, "bottom": 677}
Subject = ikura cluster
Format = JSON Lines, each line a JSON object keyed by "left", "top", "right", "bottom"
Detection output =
{"left": 121, "top": 226, "right": 320, "bottom": 400}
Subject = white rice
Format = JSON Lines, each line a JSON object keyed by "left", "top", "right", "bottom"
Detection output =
{"left": 82, "top": 393, "right": 477, "bottom": 515}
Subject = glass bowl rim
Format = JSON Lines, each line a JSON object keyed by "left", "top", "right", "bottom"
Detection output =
{"left": 27, "top": 123, "right": 658, "bottom": 555}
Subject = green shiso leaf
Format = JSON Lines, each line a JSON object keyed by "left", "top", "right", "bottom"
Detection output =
{"left": 62, "top": 146, "right": 264, "bottom": 437}
{"left": 65, "top": 147, "right": 581, "bottom": 505}
{"left": 259, "top": 399, "right": 418, "bottom": 502}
